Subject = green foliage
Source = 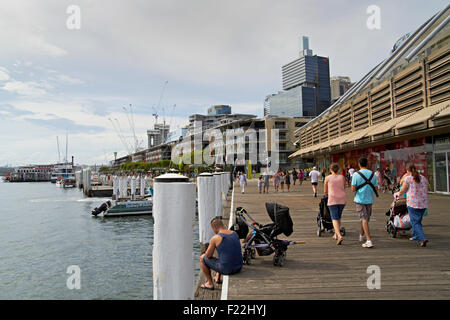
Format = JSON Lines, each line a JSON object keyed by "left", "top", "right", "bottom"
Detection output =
{"left": 98, "top": 166, "right": 111, "bottom": 174}
{"left": 119, "top": 160, "right": 175, "bottom": 173}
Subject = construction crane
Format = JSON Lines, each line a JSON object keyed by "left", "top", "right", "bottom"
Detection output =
{"left": 109, "top": 118, "right": 133, "bottom": 155}
{"left": 123, "top": 104, "right": 139, "bottom": 153}
{"left": 151, "top": 80, "right": 168, "bottom": 127}
{"left": 56, "top": 136, "right": 61, "bottom": 163}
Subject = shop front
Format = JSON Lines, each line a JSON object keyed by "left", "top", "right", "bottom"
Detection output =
{"left": 330, "top": 137, "right": 435, "bottom": 191}
{"left": 433, "top": 133, "right": 450, "bottom": 194}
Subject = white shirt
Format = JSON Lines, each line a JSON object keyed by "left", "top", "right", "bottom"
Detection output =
{"left": 239, "top": 175, "right": 246, "bottom": 184}
{"left": 310, "top": 170, "right": 320, "bottom": 183}
{"left": 349, "top": 168, "right": 355, "bottom": 176}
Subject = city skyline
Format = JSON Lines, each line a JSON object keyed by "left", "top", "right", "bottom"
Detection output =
{"left": 0, "top": 0, "right": 447, "bottom": 166}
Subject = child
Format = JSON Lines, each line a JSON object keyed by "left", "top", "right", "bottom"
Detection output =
{"left": 257, "top": 176, "right": 263, "bottom": 194}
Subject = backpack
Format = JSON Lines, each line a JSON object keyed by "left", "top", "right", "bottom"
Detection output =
{"left": 355, "top": 171, "right": 379, "bottom": 197}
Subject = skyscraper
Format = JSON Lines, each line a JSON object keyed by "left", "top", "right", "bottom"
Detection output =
{"left": 265, "top": 36, "right": 331, "bottom": 117}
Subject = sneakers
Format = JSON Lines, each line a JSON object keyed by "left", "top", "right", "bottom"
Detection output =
{"left": 362, "top": 241, "right": 374, "bottom": 248}
{"left": 359, "top": 234, "right": 366, "bottom": 242}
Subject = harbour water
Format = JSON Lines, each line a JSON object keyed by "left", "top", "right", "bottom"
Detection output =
{"left": 0, "top": 181, "right": 201, "bottom": 299}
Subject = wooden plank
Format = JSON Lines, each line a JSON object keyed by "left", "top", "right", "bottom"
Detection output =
{"left": 225, "top": 179, "right": 450, "bottom": 300}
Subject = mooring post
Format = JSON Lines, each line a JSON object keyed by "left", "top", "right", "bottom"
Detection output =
{"left": 112, "top": 175, "right": 118, "bottom": 200}
{"left": 212, "top": 172, "right": 223, "bottom": 218}
{"left": 197, "top": 173, "right": 215, "bottom": 254}
{"left": 140, "top": 175, "right": 146, "bottom": 197}
{"left": 153, "top": 173, "right": 195, "bottom": 300}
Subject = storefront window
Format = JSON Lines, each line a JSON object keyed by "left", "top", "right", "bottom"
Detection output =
{"left": 331, "top": 138, "right": 428, "bottom": 184}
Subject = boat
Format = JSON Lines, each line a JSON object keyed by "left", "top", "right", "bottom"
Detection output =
{"left": 55, "top": 177, "right": 65, "bottom": 187}
{"left": 51, "top": 163, "right": 76, "bottom": 183}
{"left": 62, "top": 178, "right": 76, "bottom": 188}
{"left": 91, "top": 199, "right": 153, "bottom": 217}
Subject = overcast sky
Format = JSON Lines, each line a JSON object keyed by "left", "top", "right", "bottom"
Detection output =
{"left": 0, "top": 0, "right": 447, "bottom": 166}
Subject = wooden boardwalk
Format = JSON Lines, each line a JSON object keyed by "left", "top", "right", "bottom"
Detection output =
{"left": 217, "top": 179, "right": 450, "bottom": 300}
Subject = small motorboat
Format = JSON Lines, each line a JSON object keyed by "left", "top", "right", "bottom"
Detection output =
{"left": 62, "top": 178, "right": 76, "bottom": 188}
{"left": 91, "top": 198, "right": 152, "bottom": 217}
{"left": 55, "top": 177, "right": 64, "bottom": 187}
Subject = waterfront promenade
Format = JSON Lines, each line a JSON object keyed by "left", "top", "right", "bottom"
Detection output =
{"left": 197, "top": 178, "right": 450, "bottom": 300}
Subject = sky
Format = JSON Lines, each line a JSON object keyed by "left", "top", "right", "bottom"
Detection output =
{"left": 0, "top": 0, "right": 447, "bottom": 166}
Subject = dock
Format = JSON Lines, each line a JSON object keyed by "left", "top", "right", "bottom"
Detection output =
{"left": 195, "top": 179, "right": 450, "bottom": 300}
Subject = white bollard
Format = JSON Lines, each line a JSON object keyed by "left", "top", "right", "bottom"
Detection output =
{"left": 197, "top": 173, "right": 216, "bottom": 248}
{"left": 131, "top": 176, "right": 136, "bottom": 200}
{"left": 120, "top": 176, "right": 127, "bottom": 198}
{"left": 212, "top": 173, "right": 223, "bottom": 218}
{"left": 113, "top": 175, "right": 118, "bottom": 200}
{"left": 140, "top": 176, "right": 146, "bottom": 197}
{"left": 221, "top": 172, "right": 227, "bottom": 200}
{"left": 153, "top": 173, "right": 195, "bottom": 300}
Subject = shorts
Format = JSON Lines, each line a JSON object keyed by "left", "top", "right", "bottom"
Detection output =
{"left": 328, "top": 204, "right": 345, "bottom": 220}
{"left": 311, "top": 182, "right": 318, "bottom": 186}
{"left": 356, "top": 203, "right": 372, "bottom": 221}
{"left": 203, "top": 257, "right": 241, "bottom": 275}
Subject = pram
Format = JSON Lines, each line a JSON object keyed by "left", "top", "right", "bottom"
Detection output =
{"left": 386, "top": 197, "right": 411, "bottom": 237}
{"left": 232, "top": 203, "right": 297, "bottom": 267}
{"left": 317, "top": 196, "right": 346, "bottom": 237}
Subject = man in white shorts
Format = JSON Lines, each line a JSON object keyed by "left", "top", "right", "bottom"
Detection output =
{"left": 309, "top": 166, "right": 321, "bottom": 198}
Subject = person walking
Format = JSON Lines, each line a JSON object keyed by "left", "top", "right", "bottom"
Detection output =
{"left": 321, "top": 168, "right": 326, "bottom": 182}
{"left": 263, "top": 172, "right": 270, "bottom": 194}
{"left": 375, "top": 167, "right": 384, "bottom": 192}
{"left": 324, "top": 163, "right": 346, "bottom": 245}
{"left": 285, "top": 171, "right": 291, "bottom": 192}
{"left": 239, "top": 172, "right": 247, "bottom": 194}
{"left": 257, "top": 176, "right": 263, "bottom": 194}
{"left": 298, "top": 169, "right": 304, "bottom": 186}
{"left": 395, "top": 163, "right": 429, "bottom": 247}
{"left": 280, "top": 171, "right": 285, "bottom": 192}
{"left": 273, "top": 171, "right": 280, "bottom": 192}
{"left": 348, "top": 166, "right": 355, "bottom": 178}
{"left": 292, "top": 168, "right": 298, "bottom": 186}
{"left": 351, "top": 158, "right": 378, "bottom": 248}
{"left": 310, "top": 167, "right": 321, "bottom": 197}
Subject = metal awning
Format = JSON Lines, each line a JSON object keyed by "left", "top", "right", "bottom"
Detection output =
{"left": 396, "top": 101, "right": 450, "bottom": 129}
{"left": 346, "top": 126, "right": 374, "bottom": 142}
{"left": 432, "top": 103, "right": 450, "bottom": 119}
{"left": 289, "top": 146, "right": 312, "bottom": 158}
{"left": 369, "top": 114, "right": 412, "bottom": 136}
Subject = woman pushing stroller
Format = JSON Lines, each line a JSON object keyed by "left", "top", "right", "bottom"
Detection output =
{"left": 394, "top": 163, "right": 429, "bottom": 247}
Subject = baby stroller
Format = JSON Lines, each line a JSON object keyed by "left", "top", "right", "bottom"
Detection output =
{"left": 317, "top": 196, "right": 346, "bottom": 237}
{"left": 386, "top": 197, "right": 411, "bottom": 237}
{"left": 233, "top": 203, "right": 296, "bottom": 267}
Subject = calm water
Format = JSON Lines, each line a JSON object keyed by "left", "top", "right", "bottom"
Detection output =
{"left": 0, "top": 181, "right": 200, "bottom": 299}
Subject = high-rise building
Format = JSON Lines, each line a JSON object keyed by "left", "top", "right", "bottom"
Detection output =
{"left": 207, "top": 105, "right": 232, "bottom": 115}
{"left": 330, "top": 76, "right": 353, "bottom": 103}
{"left": 147, "top": 123, "right": 170, "bottom": 148}
{"left": 265, "top": 36, "right": 331, "bottom": 117}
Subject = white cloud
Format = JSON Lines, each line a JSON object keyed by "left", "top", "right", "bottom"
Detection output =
{"left": 0, "top": 67, "right": 10, "bottom": 81}
{"left": 2, "top": 81, "right": 50, "bottom": 96}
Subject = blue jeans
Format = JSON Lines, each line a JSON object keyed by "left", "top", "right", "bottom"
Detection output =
{"left": 408, "top": 207, "right": 427, "bottom": 242}
{"left": 328, "top": 204, "right": 345, "bottom": 220}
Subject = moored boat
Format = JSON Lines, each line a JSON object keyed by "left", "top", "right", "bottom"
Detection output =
{"left": 91, "top": 199, "right": 153, "bottom": 217}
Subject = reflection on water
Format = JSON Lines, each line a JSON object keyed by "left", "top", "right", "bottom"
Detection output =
{"left": 0, "top": 181, "right": 200, "bottom": 299}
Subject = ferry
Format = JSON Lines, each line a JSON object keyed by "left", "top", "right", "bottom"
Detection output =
{"left": 51, "top": 163, "right": 75, "bottom": 183}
